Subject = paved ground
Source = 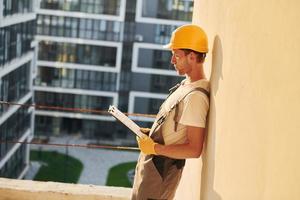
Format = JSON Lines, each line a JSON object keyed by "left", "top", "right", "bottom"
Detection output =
{"left": 26, "top": 136, "right": 139, "bottom": 185}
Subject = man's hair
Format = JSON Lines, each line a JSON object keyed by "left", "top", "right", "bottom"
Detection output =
{"left": 181, "top": 49, "right": 206, "bottom": 63}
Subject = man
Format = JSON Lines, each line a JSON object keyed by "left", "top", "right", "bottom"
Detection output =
{"left": 131, "top": 24, "right": 210, "bottom": 200}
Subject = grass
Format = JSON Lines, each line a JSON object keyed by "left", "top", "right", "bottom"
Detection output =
{"left": 30, "top": 150, "right": 83, "bottom": 183}
{"left": 106, "top": 161, "right": 137, "bottom": 187}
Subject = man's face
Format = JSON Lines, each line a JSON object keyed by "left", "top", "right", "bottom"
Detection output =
{"left": 171, "top": 49, "right": 191, "bottom": 75}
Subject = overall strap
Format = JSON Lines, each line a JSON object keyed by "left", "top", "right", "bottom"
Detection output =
{"left": 150, "top": 86, "right": 210, "bottom": 178}
{"left": 150, "top": 83, "right": 185, "bottom": 142}
{"left": 168, "top": 82, "right": 210, "bottom": 104}
{"left": 168, "top": 83, "right": 181, "bottom": 95}
{"left": 151, "top": 84, "right": 209, "bottom": 141}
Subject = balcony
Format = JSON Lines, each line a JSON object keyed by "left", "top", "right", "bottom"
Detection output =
{"left": 0, "top": 177, "right": 131, "bottom": 200}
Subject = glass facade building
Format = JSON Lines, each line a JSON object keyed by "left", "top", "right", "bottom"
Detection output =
{"left": 0, "top": 0, "right": 37, "bottom": 179}
{"left": 34, "top": 0, "right": 193, "bottom": 142}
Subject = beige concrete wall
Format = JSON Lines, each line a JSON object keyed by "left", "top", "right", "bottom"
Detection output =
{"left": 0, "top": 178, "right": 131, "bottom": 200}
{"left": 175, "top": 0, "right": 300, "bottom": 199}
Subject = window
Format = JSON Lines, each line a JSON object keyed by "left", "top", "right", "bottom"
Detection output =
{"left": 0, "top": 62, "right": 31, "bottom": 115}
{"left": 35, "top": 91, "right": 114, "bottom": 113}
{"left": 39, "top": 0, "right": 121, "bottom": 15}
{"left": 0, "top": 106, "right": 31, "bottom": 161}
{"left": 140, "top": 0, "right": 193, "bottom": 21}
{"left": 0, "top": 29, "right": 5, "bottom": 66}
{"left": 38, "top": 41, "right": 118, "bottom": 67}
{"left": 3, "top": 0, "right": 34, "bottom": 16}
{"left": 38, "top": 16, "right": 123, "bottom": 41}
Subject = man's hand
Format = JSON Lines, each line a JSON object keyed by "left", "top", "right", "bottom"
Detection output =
{"left": 137, "top": 136, "right": 157, "bottom": 155}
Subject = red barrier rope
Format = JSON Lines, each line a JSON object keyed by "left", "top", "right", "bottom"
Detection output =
{"left": 0, "top": 140, "right": 139, "bottom": 151}
{"left": 0, "top": 100, "right": 156, "bottom": 151}
{"left": 0, "top": 101, "right": 156, "bottom": 118}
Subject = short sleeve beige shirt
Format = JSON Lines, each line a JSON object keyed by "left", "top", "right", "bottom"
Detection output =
{"left": 160, "top": 79, "right": 210, "bottom": 145}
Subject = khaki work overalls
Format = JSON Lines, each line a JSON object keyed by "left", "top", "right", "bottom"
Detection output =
{"left": 131, "top": 84, "right": 209, "bottom": 200}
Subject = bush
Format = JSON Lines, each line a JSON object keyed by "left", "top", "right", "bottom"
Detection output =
{"left": 106, "top": 161, "right": 137, "bottom": 187}
{"left": 30, "top": 150, "right": 83, "bottom": 183}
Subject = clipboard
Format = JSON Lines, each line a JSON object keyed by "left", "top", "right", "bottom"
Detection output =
{"left": 108, "top": 105, "right": 145, "bottom": 138}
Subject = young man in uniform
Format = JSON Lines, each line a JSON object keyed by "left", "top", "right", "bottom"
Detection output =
{"left": 131, "top": 24, "right": 210, "bottom": 200}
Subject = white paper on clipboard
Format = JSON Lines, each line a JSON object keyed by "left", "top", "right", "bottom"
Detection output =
{"left": 108, "top": 105, "right": 145, "bottom": 138}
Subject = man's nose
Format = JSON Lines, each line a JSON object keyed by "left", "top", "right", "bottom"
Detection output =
{"left": 171, "top": 55, "right": 176, "bottom": 64}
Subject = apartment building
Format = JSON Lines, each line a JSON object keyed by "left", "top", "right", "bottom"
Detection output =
{"left": 0, "top": 0, "right": 38, "bottom": 178}
{"left": 34, "top": 0, "right": 193, "bottom": 142}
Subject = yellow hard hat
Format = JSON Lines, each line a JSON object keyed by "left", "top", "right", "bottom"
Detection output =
{"left": 163, "top": 24, "right": 208, "bottom": 53}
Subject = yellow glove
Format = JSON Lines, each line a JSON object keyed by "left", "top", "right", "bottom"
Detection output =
{"left": 137, "top": 136, "right": 157, "bottom": 155}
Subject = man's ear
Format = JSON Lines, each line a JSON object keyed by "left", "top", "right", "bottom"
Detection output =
{"left": 188, "top": 52, "right": 196, "bottom": 62}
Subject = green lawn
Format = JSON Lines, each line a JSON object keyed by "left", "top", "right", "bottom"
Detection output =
{"left": 106, "top": 161, "right": 137, "bottom": 187}
{"left": 30, "top": 150, "right": 83, "bottom": 183}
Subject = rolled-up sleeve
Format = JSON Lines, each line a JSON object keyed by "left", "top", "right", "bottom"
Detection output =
{"left": 179, "top": 92, "right": 209, "bottom": 128}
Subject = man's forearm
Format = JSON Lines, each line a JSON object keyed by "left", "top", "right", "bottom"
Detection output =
{"left": 154, "top": 142, "right": 203, "bottom": 159}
